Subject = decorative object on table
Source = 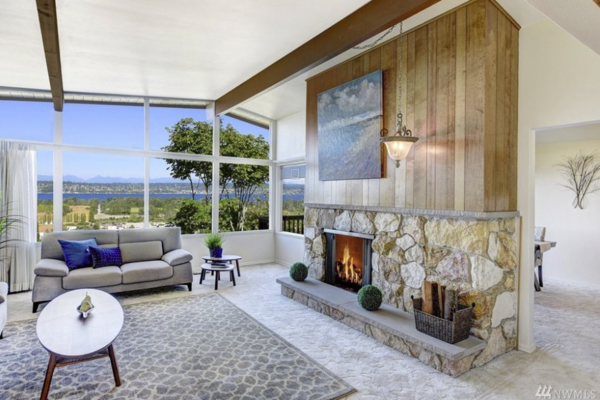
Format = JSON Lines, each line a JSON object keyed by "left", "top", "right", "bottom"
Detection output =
{"left": 412, "top": 294, "right": 474, "bottom": 344}
{"left": 357, "top": 285, "right": 383, "bottom": 311}
{"left": 380, "top": 21, "right": 418, "bottom": 167}
{"left": 555, "top": 151, "right": 600, "bottom": 209}
{"left": 289, "top": 262, "right": 309, "bottom": 282}
{"left": 57, "top": 238, "right": 98, "bottom": 269}
{"left": 317, "top": 69, "right": 383, "bottom": 181}
{"left": 77, "top": 292, "right": 94, "bottom": 319}
{"left": 89, "top": 246, "right": 123, "bottom": 268}
{"left": 204, "top": 233, "right": 224, "bottom": 258}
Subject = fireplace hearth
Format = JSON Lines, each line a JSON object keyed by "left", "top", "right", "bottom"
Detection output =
{"left": 324, "top": 229, "right": 373, "bottom": 292}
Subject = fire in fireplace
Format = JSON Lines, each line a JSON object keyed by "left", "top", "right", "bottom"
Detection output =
{"left": 324, "top": 229, "right": 373, "bottom": 292}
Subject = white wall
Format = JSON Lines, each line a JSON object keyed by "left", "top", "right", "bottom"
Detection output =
{"left": 276, "top": 111, "right": 306, "bottom": 161}
{"left": 518, "top": 18, "right": 600, "bottom": 351}
{"left": 182, "top": 231, "right": 275, "bottom": 268}
{"left": 535, "top": 140, "right": 600, "bottom": 287}
{"left": 275, "top": 233, "right": 304, "bottom": 267}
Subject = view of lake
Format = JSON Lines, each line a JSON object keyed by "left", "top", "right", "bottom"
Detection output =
{"left": 38, "top": 193, "right": 304, "bottom": 201}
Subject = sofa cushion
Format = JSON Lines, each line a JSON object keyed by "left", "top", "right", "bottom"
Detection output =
{"left": 121, "top": 261, "right": 173, "bottom": 284}
{"left": 119, "top": 227, "right": 182, "bottom": 254}
{"left": 162, "top": 249, "right": 193, "bottom": 266}
{"left": 120, "top": 241, "right": 163, "bottom": 264}
{"left": 58, "top": 238, "right": 98, "bottom": 270}
{"left": 34, "top": 259, "right": 69, "bottom": 277}
{"left": 90, "top": 246, "right": 123, "bottom": 268}
{"left": 63, "top": 267, "right": 122, "bottom": 290}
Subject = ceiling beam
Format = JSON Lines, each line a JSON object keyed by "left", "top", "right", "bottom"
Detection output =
{"left": 594, "top": 0, "right": 600, "bottom": 7}
{"left": 36, "top": 0, "right": 64, "bottom": 111}
{"left": 215, "top": 0, "right": 440, "bottom": 115}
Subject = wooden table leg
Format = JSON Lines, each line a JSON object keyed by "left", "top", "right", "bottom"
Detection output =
{"left": 40, "top": 354, "right": 57, "bottom": 400}
{"left": 236, "top": 260, "right": 240, "bottom": 277}
{"left": 108, "top": 344, "right": 121, "bottom": 387}
{"left": 215, "top": 271, "right": 220, "bottom": 290}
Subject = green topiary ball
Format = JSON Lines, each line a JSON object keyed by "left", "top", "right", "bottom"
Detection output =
{"left": 357, "top": 285, "right": 383, "bottom": 311}
{"left": 289, "top": 262, "right": 309, "bottom": 281}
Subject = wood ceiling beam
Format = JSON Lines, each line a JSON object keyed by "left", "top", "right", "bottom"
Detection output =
{"left": 36, "top": 0, "right": 64, "bottom": 111}
{"left": 593, "top": 0, "right": 600, "bottom": 7}
{"left": 214, "top": 0, "right": 440, "bottom": 115}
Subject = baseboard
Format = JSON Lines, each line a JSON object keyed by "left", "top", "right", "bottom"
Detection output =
{"left": 275, "top": 259, "right": 294, "bottom": 268}
{"left": 542, "top": 277, "right": 600, "bottom": 291}
{"left": 239, "top": 259, "right": 276, "bottom": 267}
{"left": 518, "top": 342, "right": 537, "bottom": 353}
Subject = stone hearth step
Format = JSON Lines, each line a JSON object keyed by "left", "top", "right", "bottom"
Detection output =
{"left": 277, "top": 277, "right": 486, "bottom": 377}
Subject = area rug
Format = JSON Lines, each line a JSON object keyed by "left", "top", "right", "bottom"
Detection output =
{"left": 0, "top": 293, "right": 355, "bottom": 399}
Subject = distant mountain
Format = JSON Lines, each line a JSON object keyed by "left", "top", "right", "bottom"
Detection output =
{"left": 38, "top": 175, "right": 196, "bottom": 184}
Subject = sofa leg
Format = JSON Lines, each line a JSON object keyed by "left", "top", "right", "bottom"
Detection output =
{"left": 0, "top": 331, "right": 3, "bottom": 339}
{"left": 186, "top": 283, "right": 192, "bottom": 291}
{"left": 33, "top": 302, "right": 41, "bottom": 313}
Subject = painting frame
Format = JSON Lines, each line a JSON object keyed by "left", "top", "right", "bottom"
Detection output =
{"left": 317, "top": 69, "right": 383, "bottom": 181}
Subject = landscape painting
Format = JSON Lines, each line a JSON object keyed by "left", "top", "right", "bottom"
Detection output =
{"left": 318, "top": 70, "right": 383, "bottom": 181}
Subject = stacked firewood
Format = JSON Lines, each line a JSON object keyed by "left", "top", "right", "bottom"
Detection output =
{"left": 413, "top": 281, "right": 459, "bottom": 321}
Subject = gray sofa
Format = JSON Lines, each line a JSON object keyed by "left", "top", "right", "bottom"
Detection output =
{"left": 0, "top": 282, "right": 7, "bottom": 339}
{"left": 33, "top": 227, "right": 193, "bottom": 312}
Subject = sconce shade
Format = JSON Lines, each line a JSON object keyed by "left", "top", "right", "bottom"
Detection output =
{"left": 381, "top": 136, "right": 418, "bottom": 167}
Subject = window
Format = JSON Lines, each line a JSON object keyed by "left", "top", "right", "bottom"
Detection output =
{"left": 63, "top": 103, "right": 144, "bottom": 149}
{"left": 220, "top": 115, "right": 269, "bottom": 160}
{"left": 0, "top": 100, "right": 54, "bottom": 142}
{"left": 149, "top": 106, "right": 209, "bottom": 153}
{"left": 62, "top": 153, "right": 144, "bottom": 230}
{"left": 37, "top": 150, "right": 54, "bottom": 240}
{"left": 219, "top": 163, "right": 269, "bottom": 232}
{"left": 281, "top": 165, "right": 305, "bottom": 234}
{"left": 149, "top": 158, "right": 212, "bottom": 233}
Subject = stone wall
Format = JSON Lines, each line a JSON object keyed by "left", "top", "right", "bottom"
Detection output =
{"left": 304, "top": 207, "right": 520, "bottom": 369}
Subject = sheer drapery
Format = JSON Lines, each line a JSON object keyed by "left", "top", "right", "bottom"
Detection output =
{"left": 0, "top": 141, "right": 37, "bottom": 292}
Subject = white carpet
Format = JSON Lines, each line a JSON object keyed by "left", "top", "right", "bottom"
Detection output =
{"left": 6, "top": 265, "right": 600, "bottom": 399}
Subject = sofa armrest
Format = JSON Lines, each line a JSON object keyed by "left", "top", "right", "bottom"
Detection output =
{"left": 34, "top": 259, "right": 69, "bottom": 277}
{"left": 162, "top": 249, "right": 193, "bottom": 266}
{"left": 0, "top": 282, "right": 7, "bottom": 304}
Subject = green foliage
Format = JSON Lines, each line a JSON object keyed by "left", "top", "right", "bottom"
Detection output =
{"left": 357, "top": 285, "right": 383, "bottom": 311}
{"left": 0, "top": 194, "right": 23, "bottom": 256}
{"left": 289, "top": 262, "right": 308, "bottom": 282}
{"left": 173, "top": 199, "right": 211, "bottom": 234}
{"left": 204, "top": 233, "right": 224, "bottom": 250}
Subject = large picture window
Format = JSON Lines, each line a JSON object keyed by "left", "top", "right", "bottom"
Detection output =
{"left": 220, "top": 115, "right": 270, "bottom": 160}
{"left": 149, "top": 106, "right": 209, "bottom": 153}
{"left": 281, "top": 165, "right": 305, "bottom": 235}
{"left": 0, "top": 100, "right": 54, "bottom": 142}
{"left": 37, "top": 150, "right": 54, "bottom": 239}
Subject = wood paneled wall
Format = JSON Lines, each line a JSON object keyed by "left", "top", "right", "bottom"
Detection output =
{"left": 305, "top": 0, "right": 519, "bottom": 212}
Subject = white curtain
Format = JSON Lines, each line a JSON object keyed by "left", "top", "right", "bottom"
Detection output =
{"left": 0, "top": 141, "right": 37, "bottom": 292}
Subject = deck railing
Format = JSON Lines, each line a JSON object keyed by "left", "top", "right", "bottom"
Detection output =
{"left": 257, "top": 215, "right": 304, "bottom": 234}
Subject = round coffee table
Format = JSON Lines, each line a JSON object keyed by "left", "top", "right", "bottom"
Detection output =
{"left": 36, "top": 289, "right": 124, "bottom": 400}
{"left": 199, "top": 263, "right": 236, "bottom": 290}
{"left": 202, "top": 254, "right": 242, "bottom": 277}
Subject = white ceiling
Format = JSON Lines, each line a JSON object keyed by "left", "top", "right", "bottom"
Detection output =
{"left": 243, "top": 0, "right": 547, "bottom": 120}
{"left": 526, "top": 0, "right": 600, "bottom": 56}
{"left": 537, "top": 122, "right": 600, "bottom": 145}
{"left": 0, "top": 0, "right": 369, "bottom": 101}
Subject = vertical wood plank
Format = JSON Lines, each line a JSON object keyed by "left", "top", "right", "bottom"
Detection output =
{"left": 447, "top": 14, "right": 457, "bottom": 211}
{"left": 426, "top": 22, "right": 437, "bottom": 210}
{"left": 396, "top": 36, "right": 409, "bottom": 208}
{"left": 454, "top": 7, "right": 467, "bottom": 211}
{"left": 413, "top": 26, "right": 428, "bottom": 209}
{"left": 434, "top": 16, "right": 448, "bottom": 209}
{"left": 405, "top": 32, "right": 416, "bottom": 208}
{"left": 464, "top": 0, "right": 486, "bottom": 212}
{"left": 495, "top": 14, "right": 508, "bottom": 211}
{"left": 380, "top": 41, "right": 396, "bottom": 207}
{"left": 509, "top": 24, "right": 519, "bottom": 211}
{"left": 484, "top": 0, "right": 497, "bottom": 211}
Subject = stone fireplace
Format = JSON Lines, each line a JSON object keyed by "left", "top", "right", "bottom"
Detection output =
{"left": 324, "top": 229, "right": 373, "bottom": 292}
{"left": 302, "top": 204, "right": 520, "bottom": 375}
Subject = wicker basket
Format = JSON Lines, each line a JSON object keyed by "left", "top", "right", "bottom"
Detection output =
{"left": 411, "top": 296, "right": 474, "bottom": 344}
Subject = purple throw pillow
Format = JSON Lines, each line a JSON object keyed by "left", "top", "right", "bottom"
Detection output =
{"left": 89, "top": 246, "right": 123, "bottom": 268}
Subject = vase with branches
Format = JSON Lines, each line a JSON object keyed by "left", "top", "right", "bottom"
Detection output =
{"left": 555, "top": 152, "right": 600, "bottom": 209}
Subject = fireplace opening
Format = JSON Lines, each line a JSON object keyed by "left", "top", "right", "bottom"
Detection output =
{"left": 324, "top": 229, "right": 373, "bottom": 293}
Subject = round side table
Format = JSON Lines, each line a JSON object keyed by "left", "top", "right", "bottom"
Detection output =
{"left": 199, "top": 263, "right": 236, "bottom": 290}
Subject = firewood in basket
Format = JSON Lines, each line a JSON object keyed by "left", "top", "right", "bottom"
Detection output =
{"left": 438, "top": 285, "right": 446, "bottom": 318}
{"left": 444, "top": 290, "right": 458, "bottom": 321}
{"left": 431, "top": 282, "right": 440, "bottom": 317}
{"left": 422, "top": 281, "right": 434, "bottom": 315}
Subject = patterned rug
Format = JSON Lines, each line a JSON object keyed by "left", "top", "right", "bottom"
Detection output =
{"left": 0, "top": 294, "right": 354, "bottom": 399}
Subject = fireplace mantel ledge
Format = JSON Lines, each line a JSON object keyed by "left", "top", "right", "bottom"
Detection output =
{"left": 324, "top": 229, "right": 375, "bottom": 240}
{"left": 305, "top": 203, "right": 520, "bottom": 221}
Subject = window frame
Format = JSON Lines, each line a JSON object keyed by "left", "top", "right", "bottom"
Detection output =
{"left": 0, "top": 95, "right": 275, "bottom": 237}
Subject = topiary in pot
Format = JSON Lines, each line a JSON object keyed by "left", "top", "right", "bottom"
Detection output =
{"left": 357, "top": 285, "right": 383, "bottom": 311}
{"left": 289, "top": 262, "right": 309, "bottom": 282}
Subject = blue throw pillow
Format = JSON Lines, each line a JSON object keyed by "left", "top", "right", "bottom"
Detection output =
{"left": 89, "top": 246, "right": 123, "bottom": 268}
{"left": 58, "top": 238, "right": 98, "bottom": 270}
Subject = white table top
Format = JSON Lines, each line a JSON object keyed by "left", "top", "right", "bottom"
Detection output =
{"left": 37, "top": 289, "right": 124, "bottom": 358}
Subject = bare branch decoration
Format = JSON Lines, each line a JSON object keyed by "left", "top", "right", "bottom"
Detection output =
{"left": 555, "top": 152, "right": 600, "bottom": 209}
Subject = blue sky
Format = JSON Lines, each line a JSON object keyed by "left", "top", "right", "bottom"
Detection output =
{"left": 0, "top": 100, "right": 269, "bottom": 180}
